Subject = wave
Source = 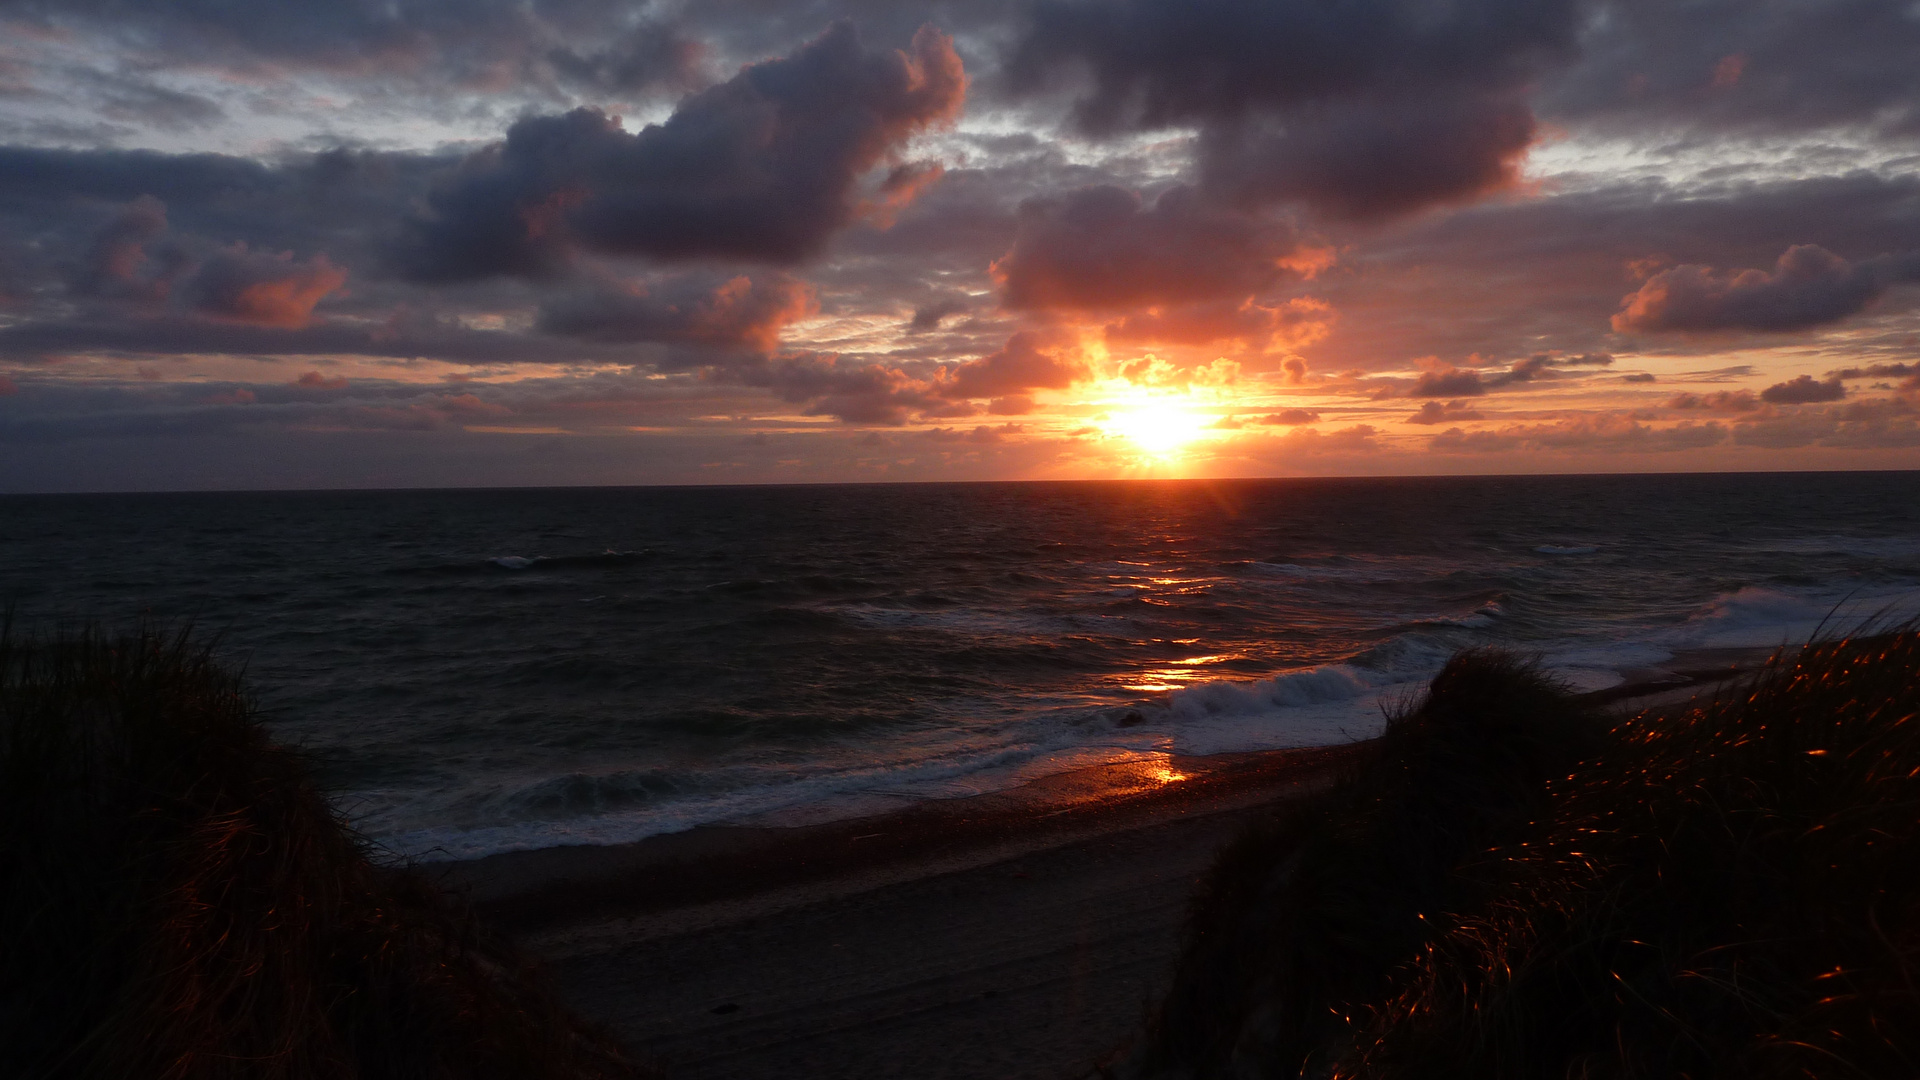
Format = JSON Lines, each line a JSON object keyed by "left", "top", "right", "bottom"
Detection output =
{"left": 390, "top": 550, "right": 650, "bottom": 575}
{"left": 1534, "top": 545, "right": 1598, "bottom": 556}
{"left": 1676, "top": 584, "right": 1920, "bottom": 649}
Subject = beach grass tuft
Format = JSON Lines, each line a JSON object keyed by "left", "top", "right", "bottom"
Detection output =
{"left": 1123, "top": 630, "right": 1920, "bottom": 1079}
{"left": 0, "top": 625, "right": 648, "bottom": 1080}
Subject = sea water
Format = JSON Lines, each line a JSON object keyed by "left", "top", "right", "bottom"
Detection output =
{"left": 4, "top": 472, "right": 1918, "bottom": 860}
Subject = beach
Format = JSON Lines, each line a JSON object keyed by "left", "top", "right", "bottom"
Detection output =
{"left": 439, "top": 663, "right": 1762, "bottom": 1079}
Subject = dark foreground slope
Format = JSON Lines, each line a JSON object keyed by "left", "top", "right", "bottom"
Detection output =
{"left": 1123, "top": 632, "right": 1920, "bottom": 1079}
{"left": 0, "top": 628, "right": 645, "bottom": 1080}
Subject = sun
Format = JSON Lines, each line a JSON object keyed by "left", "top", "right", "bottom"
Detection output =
{"left": 1104, "top": 395, "right": 1210, "bottom": 456}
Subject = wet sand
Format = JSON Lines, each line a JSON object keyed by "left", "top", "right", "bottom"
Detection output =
{"left": 435, "top": 651, "right": 1777, "bottom": 1079}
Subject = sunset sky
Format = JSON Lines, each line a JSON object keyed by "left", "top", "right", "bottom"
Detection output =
{"left": 2, "top": 0, "right": 1918, "bottom": 490}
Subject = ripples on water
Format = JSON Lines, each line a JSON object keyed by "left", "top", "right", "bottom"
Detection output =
{"left": 4, "top": 472, "right": 1918, "bottom": 858}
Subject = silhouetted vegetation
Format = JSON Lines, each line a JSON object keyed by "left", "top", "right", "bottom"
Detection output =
{"left": 1123, "top": 631, "right": 1920, "bottom": 1079}
{"left": 0, "top": 626, "right": 647, "bottom": 1080}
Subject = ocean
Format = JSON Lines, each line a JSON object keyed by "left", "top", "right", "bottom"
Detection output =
{"left": 5, "top": 472, "right": 1918, "bottom": 861}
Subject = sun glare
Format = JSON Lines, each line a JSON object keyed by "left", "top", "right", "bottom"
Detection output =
{"left": 1104, "top": 395, "right": 1210, "bottom": 456}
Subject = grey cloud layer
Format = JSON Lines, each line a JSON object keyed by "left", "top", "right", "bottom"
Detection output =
{"left": 402, "top": 21, "right": 965, "bottom": 280}
{"left": 1011, "top": 0, "right": 1579, "bottom": 218}
{"left": 4, "top": 0, "right": 1920, "bottom": 485}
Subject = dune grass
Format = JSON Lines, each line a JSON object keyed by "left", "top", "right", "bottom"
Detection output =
{"left": 1123, "top": 630, "right": 1920, "bottom": 1079}
{"left": 0, "top": 626, "right": 648, "bottom": 1080}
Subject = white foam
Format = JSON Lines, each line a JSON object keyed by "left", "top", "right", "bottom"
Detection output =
{"left": 490, "top": 555, "right": 534, "bottom": 569}
{"left": 1674, "top": 585, "right": 1920, "bottom": 649}
{"left": 362, "top": 582, "right": 1920, "bottom": 865}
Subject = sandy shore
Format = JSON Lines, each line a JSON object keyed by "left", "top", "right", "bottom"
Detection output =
{"left": 434, "top": 651, "right": 1776, "bottom": 1079}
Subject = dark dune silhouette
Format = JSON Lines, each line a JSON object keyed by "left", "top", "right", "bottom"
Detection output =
{"left": 1117, "top": 631, "right": 1920, "bottom": 1078}
{"left": 0, "top": 626, "right": 647, "bottom": 1080}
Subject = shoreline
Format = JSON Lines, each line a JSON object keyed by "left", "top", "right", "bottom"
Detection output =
{"left": 434, "top": 651, "right": 1778, "bottom": 1080}
{"left": 436, "top": 645, "right": 1777, "bottom": 948}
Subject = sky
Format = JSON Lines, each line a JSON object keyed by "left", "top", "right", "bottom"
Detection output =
{"left": 1, "top": 0, "right": 1918, "bottom": 491}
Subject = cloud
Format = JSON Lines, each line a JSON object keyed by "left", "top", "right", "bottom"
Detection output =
{"left": 1273, "top": 423, "right": 1380, "bottom": 455}
{"left": 1401, "top": 355, "right": 1568, "bottom": 398}
{"left": 1259, "top": 409, "right": 1320, "bottom": 425}
{"left": 1430, "top": 414, "right": 1729, "bottom": 454}
{"left": 1760, "top": 374, "right": 1846, "bottom": 404}
{"left": 537, "top": 272, "right": 815, "bottom": 353}
{"left": 544, "top": 21, "right": 708, "bottom": 97}
{"left": 941, "top": 331, "right": 1087, "bottom": 400}
{"left": 1409, "top": 368, "right": 1487, "bottom": 397}
{"left": 1010, "top": 0, "right": 1579, "bottom": 219}
{"left": 907, "top": 298, "right": 970, "bottom": 332}
{"left": 1613, "top": 245, "right": 1920, "bottom": 334}
{"left": 402, "top": 22, "right": 965, "bottom": 280}
{"left": 1831, "top": 362, "right": 1918, "bottom": 380}
{"left": 72, "top": 195, "right": 184, "bottom": 302}
{"left": 1406, "top": 400, "right": 1484, "bottom": 425}
{"left": 1668, "top": 390, "right": 1760, "bottom": 412}
{"left": 993, "top": 184, "right": 1311, "bottom": 312}
{"left": 294, "top": 371, "right": 349, "bottom": 390}
{"left": 1730, "top": 399, "right": 1920, "bottom": 450}
{"left": 1105, "top": 296, "right": 1331, "bottom": 352}
{"left": 1198, "top": 92, "right": 1538, "bottom": 221}
{"left": 740, "top": 353, "right": 932, "bottom": 426}
{"left": 6, "top": 0, "right": 708, "bottom": 101}
{"left": 186, "top": 248, "right": 347, "bottom": 328}
{"left": 1541, "top": 0, "right": 1920, "bottom": 138}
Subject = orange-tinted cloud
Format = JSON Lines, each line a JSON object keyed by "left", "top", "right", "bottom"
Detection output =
{"left": 1106, "top": 296, "right": 1332, "bottom": 351}
{"left": 942, "top": 331, "right": 1087, "bottom": 399}
{"left": 994, "top": 185, "right": 1310, "bottom": 313}
{"left": 539, "top": 272, "right": 816, "bottom": 353}
{"left": 189, "top": 249, "right": 346, "bottom": 328}
{"left": 1614, "top": 245, "right": 1920, "bottom": 333}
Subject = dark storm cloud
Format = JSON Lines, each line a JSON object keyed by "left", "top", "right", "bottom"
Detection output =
{"left": 1406, "top": 400, "right": 1484, "bottom": 425}
{"left": 1543, "top": 0, "right": 1920, "bottom": 137}
{"left": 0, "top": 144, "right": 454, "bottom": 290}
{"left": 402, "top": 22, "right": 965, "bottom": 281}
{"left": 739, "top": 352, "right": 936, "bottom": 426}
{"left": 1408, "top": 369, "right": 1488, "bottom": 397}
{"left": 1614, "top": 245, "right": 1920, "bottom": 334}
{"left": 1196, "top": 92, "right": 1537, "bottom": 222}
{"left": 536, "top": 272, "right": 815, "bottom": 352}
{"left": 1832, "top": 362, "right": 1917, "bottom": 378}
{"left": 1010, "top": 0, "right": 1580, "bottom": 219}
{"left": 993, "top": 184, "right": 1307, "bottom": 311}
{"left": 1760, "top": 374, "right": 1847, "bottom": 405}
{"left": 1398, "top": 354, "right": 1589, "bottom": 398}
